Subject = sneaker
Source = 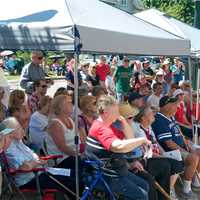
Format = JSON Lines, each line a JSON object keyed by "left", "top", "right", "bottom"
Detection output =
{"left": 181, "top": 190, "right": 198, "bottom": 199}
{"left": 170, "top": 189, "right": 179, "bottom": 200}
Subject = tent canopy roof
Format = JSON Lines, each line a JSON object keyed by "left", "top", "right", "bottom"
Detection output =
{"left": 135, "top": 8, "right": 200, "bottom": 53}
{"left": 0, "top": 0, "right": 190, "bottom": 55}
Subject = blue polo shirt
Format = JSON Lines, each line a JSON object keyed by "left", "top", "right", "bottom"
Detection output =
{"left": 152, "top": 112, "right": 186, "bottom": 152}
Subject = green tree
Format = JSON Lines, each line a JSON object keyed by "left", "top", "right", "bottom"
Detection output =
{"left": 142, "top": 0, "right": 194, "bottom": 25}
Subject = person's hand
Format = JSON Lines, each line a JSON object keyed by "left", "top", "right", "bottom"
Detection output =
{"left": 39, "top": 159, "right": 48, "bottom": 165}
{"left": 117, "top": 115, "right": 126, "bottom": 122}
{"left": 144, "top": 138, "right": 151, "bottom": 146}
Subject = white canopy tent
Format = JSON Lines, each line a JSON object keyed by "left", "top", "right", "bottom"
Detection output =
{"left": 0, "top": 1, "right": 192, "bottom": 199}
{"left": 135, "top": 8, "right": 200, "bottom": 53}
{"left": 0, "top": 0, "right": 190, "bottom": 55}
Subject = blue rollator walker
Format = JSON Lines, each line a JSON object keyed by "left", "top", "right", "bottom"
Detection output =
{"left": 81, "top": 159, "right": 117, "bottom": 200}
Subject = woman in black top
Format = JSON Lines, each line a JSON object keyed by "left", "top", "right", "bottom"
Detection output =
{"left": 86, "top": 62, "right": 100, "bottom": 92}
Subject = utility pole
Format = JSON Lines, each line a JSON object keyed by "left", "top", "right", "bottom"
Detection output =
{"left": 194, "top": 0, "right": 200, "bottom": 29}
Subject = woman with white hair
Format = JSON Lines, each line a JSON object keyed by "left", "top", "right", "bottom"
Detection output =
{"left": 2, "top": 117, "right": 79, "bottom": 199}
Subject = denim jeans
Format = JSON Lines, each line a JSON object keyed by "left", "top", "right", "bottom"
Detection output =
{"left": 107, "top": 171, "right": 149, "bottom": 200}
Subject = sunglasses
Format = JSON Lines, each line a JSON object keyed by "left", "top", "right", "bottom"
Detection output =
{"left": 37, "top": 56, "right": 43, "bottom": 60}
{"left": 124, "top": 60, "right": 129, "bottom": 62}
{"left": 127, "top": 116, "right": 133, "bottom": 120}
{"left": 41, "top": 85, "right": 47, "bottom": 88}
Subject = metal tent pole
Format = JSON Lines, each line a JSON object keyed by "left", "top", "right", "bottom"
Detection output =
{"left": 74, "top": 25, "right": 82, "bottom": 200}
{"left": 195, "top": 67, "right": 200, "bottom": 144}
{"left": 188, "top": 57, "right": 195, "bottom": 141}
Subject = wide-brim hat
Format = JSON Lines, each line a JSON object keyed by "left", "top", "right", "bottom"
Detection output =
{"left": 119, "top": 103, "right": 139, "bottom": 119}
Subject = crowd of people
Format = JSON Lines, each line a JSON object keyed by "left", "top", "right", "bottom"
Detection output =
{"left": 0, "top": 50, "right": 200, "bottom": 200}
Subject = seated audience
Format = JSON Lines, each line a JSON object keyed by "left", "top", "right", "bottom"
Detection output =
{"left": 85, "top": 95, "right": 149, "bottom": 200}
{"left": 29, "top": 96, "right": 52, "bottom": 151}
{"left": 8, "top": 89, "right": 25, "bottom": 111}
{"left": 131, "top": 105, "right": 183, "bottom": 200}
{"left": 0, "top": 122, "right": 16, "bottom": 195}
{"left": 173, "top": 89, "right": 195, "bottom": 140}
{"left": 2, "top": 117, "right": 80, "bottom": 199}
{"left": 46, "top": 94, "right": 81, "bottom": 171}
{"left": 92, "top": 85, "right": 106, "bottom": 100}
{"left": 128, "top": 92, "right": 144, "bottom": 109}
{"left": 147, "top": 82, "right": 163, "bottom": 111}
{"left": 78, "top": 95, "right": 97, "bottom": 143}
{"left": 152, "top": 96, "right": 200, "bottom": 199}
{"left": 28, "top": 80, "right": 48, "bottom": 113}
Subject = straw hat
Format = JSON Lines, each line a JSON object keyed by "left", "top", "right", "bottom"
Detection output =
{"left": 119, "top": 103, "right": 139, "bottom": 119}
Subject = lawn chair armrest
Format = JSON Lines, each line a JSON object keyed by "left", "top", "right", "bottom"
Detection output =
{"left": 9, "top": 168, "right": 46, "bottom": 175}
{"left": 40, "top": 155, "right": 63, "bottom": 160}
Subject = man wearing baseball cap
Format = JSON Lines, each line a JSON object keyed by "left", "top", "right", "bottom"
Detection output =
{"left": 152, "top": 96, "right": 200, "bottom": 198}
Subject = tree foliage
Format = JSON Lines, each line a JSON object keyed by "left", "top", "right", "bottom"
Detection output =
{"left": 142, "top": 0, "right": 195, "bottom": 25}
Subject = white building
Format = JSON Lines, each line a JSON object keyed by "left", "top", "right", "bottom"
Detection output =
{"left": 100, "top": 0, "right": 144, "bottom": 14}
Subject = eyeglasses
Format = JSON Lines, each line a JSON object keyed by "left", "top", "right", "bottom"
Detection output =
{"left": 40, "top": 85, "right": 47, "bottom": 88}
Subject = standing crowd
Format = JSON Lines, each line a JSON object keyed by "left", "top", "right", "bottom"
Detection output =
{"left": 0, "top": 51, "right": 200, "bottom": 200}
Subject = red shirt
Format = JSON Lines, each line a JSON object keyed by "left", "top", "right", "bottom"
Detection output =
{"left": 96, "top": 63, "right": 110, "bottom": 81}
{"left": 89, "top": 120, "right": 124, "bottom": 150}
{"left": 187, "top": 102, "right": 200, "bottom": 122}
{"left": 175, "top": 101, "right": 186, "bottom": 124}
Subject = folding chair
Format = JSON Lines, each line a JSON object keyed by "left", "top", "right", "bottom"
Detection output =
{"left": 0, "top": 152, "right": 71, "bottom": 200}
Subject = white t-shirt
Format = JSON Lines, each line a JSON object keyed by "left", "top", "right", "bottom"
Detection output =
{"left": 147, "top": 94, "right": 161, "bottom": 110}
{"left": 29, "top": 111, "right": 48, "bottom": 149}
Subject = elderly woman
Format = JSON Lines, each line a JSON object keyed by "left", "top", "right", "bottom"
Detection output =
{"left": 0, "top": 122, "right": 16, "bottom": 195}
{"left": 85, "top": 95, "right": 149, "bottom": 200}
{"left": 2, "top": 117, "right": 79, "bottom": 199}
{"left": 132, "top": 106, "right": 184, "bottom": 200}
{"left": 46, "top": 94, "right": 80, "bottom": 170}
{"left": 29, "top": 96, "right": 52, "bottom": 151}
